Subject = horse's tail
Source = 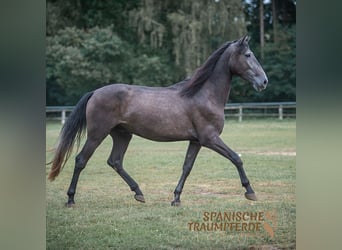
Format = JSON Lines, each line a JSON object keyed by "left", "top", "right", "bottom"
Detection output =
{"left": 48, "top": 91, "right": 94, "bottom": 181}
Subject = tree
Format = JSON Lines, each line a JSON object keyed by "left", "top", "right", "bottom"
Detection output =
{"left": 272, "top": 0, "right": 278, "bottom": 43}
{"left": 129, "top": 0, "right": 247, "bottom": 75}
{"left": 47, "top": 0, "right": 248, "bottom": 104}
{"left": 46, "top": 26, "right": 131, "bottom": 104}
{"left": 259, "top": 0, "right": 265, "bottom": 59}
{"left": 46, "top": 0, "right": 296, "bottom": 105}
{"left": 233, "top": 0, "right": 296, "bottom": 102}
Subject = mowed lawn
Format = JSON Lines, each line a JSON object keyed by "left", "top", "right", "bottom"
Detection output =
{"left": 46, "top": 119, "right": 295, "bottom": 249}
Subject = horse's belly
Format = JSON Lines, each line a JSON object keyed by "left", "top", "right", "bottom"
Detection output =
{"left": 131, "top": 127, "right": 195, "bottom": 142}
{"left": 121, "top": 111, "right": 196, "bottom": 142}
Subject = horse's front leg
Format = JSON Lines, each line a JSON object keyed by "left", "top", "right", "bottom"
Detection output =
{"left": 172, "top": 141, "right": 201, "bottom": 206}
{"left": 201, "top": 134, "right": 257, "bottom": 201}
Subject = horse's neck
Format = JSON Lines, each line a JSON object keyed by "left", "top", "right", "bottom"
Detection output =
{"left": 201, "top": 55, "right": 232, "bottom": 107}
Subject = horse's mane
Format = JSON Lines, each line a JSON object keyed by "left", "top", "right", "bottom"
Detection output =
{"left": 179, "top": 41, "right": 234, "bottom": 97}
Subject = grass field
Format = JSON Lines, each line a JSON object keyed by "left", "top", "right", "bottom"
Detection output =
{"left": 46, "top": 119, "right": 295, "bottom": 249}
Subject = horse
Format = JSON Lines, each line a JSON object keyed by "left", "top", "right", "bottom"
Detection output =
{"left": 48, "top": 35, "right": 268, "bottom": 207}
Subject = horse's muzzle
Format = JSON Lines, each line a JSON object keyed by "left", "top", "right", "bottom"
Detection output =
{"left": 253, "top": 76, "right": 268, "bottom": 92}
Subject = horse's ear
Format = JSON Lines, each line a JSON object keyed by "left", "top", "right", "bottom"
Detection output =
{"left": 244, "top": 35, "right": 250, "bottom": 44}
{"left": 239, "top": 35, "right": 250, "bottom": 46}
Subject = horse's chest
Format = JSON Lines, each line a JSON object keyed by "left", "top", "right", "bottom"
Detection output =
{"left": 193, "top": 107, "right": 225, "bottom": 134}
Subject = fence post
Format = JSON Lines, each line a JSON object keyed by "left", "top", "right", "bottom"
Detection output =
{"left": 278, "top": 104, "right": 283, "bottom": 120}
{"left": 238, "top": 106, "right": 243, "bottom": 122}
{"left": 61, "top": 110, "right": 66, "bottom": 124}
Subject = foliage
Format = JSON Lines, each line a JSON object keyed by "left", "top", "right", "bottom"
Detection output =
{"left": 47, "top": 26, "right": 129, "bottom": 104}
{"left": 46, "top": 24, "right": 177, "bottom": 104}
{"left": 165, "top": 0, "right": 246, "bottom": 75}
{"left": 46, "top": 0, "right": 296, "bottom": 105}
{"left": 230, "top": 25, "right": 296, "bottom": 102}
{"left": 262, "top": 25, "right": 296, "bottom": 101}
{"left": 231, "top": 0, "right": 296, "bottom": 102}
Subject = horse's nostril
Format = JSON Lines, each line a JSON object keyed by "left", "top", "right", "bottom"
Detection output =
{"left": 263, "top": 79, "right": 268, "bottom": 85}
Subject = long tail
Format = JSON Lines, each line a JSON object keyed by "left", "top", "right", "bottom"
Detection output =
{"left": 48, "top": 92, "right": 94, "bottom": 181}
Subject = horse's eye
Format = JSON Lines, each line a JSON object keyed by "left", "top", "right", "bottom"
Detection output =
{"left": 245, "top": 53, "right": 251, "bottom": 58}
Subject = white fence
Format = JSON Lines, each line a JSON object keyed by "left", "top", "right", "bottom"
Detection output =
{"left": 224, "top": 102, "right": 296, "bottom": 122}
{"left": 46, "top": 102, "right": 296, "bottom": 124}
{"left": 46, "top": 106, "right": 74, "bottom": 124}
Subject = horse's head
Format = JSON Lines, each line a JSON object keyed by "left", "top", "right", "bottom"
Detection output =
{"left": 229, "top": 36, "right": 268, "bottom": 92}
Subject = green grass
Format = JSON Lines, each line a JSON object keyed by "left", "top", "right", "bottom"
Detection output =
{"left": 46, "top": 119, "right": 295, "bottom": 249}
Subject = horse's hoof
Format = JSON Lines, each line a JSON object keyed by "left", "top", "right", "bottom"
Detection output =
{"left": 245, "top": 192, "right": 258, "bottom": 201}
{"left": 134, "top": 194, "right": 145, "bottom": 203}
{"left": 171, "top": 200, "right": 181, "bottom": 207}
{"left": 65, "top": 202, "right": 75, "bottom": 208}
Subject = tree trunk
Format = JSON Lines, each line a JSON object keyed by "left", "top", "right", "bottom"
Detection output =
{"left": 259, "top": 0, "right": 264, "bottom": 59}
{"left": 272, "top": 0, "right": 278, "bottom": 43}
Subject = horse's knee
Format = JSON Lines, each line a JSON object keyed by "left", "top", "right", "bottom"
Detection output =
{"left": 107, "top": 158, "right": 116, "bottom": 169}
{"left": 75, "top": 155, "right": 86, "bottom": 170}
{"left": 107, "top": 159, "right": 122, "bottom": 172}
{"left": 232, "top": 155, "right": 243, "bottom": 167}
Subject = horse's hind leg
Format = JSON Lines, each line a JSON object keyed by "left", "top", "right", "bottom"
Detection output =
{"left": 107, "top": 128, "right": 145, "bottom": 203}
{"left": 66, "top": 136, "right": 105, "bottom": 207}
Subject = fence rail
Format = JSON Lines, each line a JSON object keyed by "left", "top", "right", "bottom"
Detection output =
{"left": 46, "top": 102, "right": 296, "bottom": 124}
{"left": 46, "top": 106, "right": 74, "bottom": 124}
{"left": 224, "top": 102, "right": 296, "bottom": 122}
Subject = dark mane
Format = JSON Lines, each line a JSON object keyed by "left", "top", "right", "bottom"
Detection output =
{"left": 180, "top": 41, "right": 234, "bottom": 97}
